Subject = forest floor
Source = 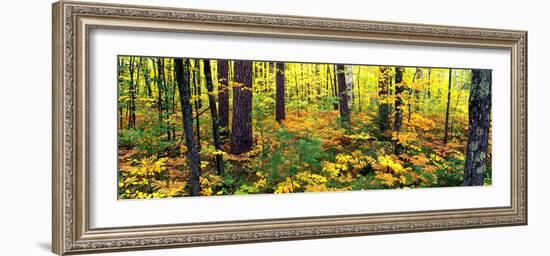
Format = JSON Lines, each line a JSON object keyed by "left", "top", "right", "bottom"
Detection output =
{"left": 118, "top": 108, "right": 489, "bottom": 199}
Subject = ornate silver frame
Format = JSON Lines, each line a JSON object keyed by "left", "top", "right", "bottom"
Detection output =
{"left": 52, "top": 1, "right": 528, "bottom": 255}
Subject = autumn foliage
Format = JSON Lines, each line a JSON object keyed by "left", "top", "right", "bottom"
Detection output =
{"left": 117, "top": 57, "right": 492, "bottom": 199}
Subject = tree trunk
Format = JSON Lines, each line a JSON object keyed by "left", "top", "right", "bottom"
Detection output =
{"left": 333, "top": 65, "right": 339, "bottom": 110}
{"left": 378, "top": 66, "right": 391, "bottom": 136}
{"left": 463, "top": 69, "right": 492, "bottom": 186}
{"left": 192, "top": 60, "right": 201, "bottom": 151}
{"left": 345, "top": 65, "right": 354, "bottom": 112}
{"left": 143, "top": 58, "right": 152, "bottom": 97}
{"left": 156, "top": 58, "right": 165, "bottom": 138}
{"left": 118, "top": 58, "right": 124, "bottom": 130}
{"left": 161, "top": 59, "right": 171, "bottom": 140}
{"left": 444, "top": 68, "right": 453, "bottom": 144}
{"left": 230, "top": 60, "right": 253, "bottom": 155}
{"left": 217, "top": 60, "right": 230, "bottom": 139}
{"left": 408, "top": 68, "right": 422, "bottom": 125}
{"left": 275, "top": 62, "right": 286, "bottom": 122}
{"left": 357, "top": 67, "right": 362, "bottom": 112}
{"left": 393, "top": 67, "right": 405, "bottom": 154}
{"left": 203, "top": 60, "right": 225, "bottom": 176}
{"left": 128, "top": 57, "right": 136, "bottom": 129}
{"left": 174, "top": 58, "right": 201, "bottom": 196}
{"left": 336, "top": 64, "right": 350, "bottom": 127}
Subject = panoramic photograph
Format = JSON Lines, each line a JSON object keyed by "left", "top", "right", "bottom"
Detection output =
{"left": 117, "top": 56, "right": 492, "bottom": 200}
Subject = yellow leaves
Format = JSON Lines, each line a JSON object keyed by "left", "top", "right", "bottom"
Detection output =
{"left": 376, "top": 172, "right": 399, "bottom": 187}
{"left": 231, "top": 81, "right": 253, "bottom": 92}
{"left": 408, "top": 114, "right": 436, "bottom": 132}
{"left": 274, "top": 177, "right": 301, "bottom": 194}
{"left": 332, "top": 151, "right": 374, "bottom": 176}
{"left": 345, "top": 133, "right": 372, "bottom": 141}
{"left": 409, "top": 153, "right": 429, "bottom": 166}
{"left": 304, "top": 184, "right": 329, "bottom": 192}
{"left": 392, "top": 132, "right": 417, "bottom": 147}
{"left": 322, "top": 161, "right": 347, "bottom": 178}
{"left": 336, "top": 154, "right": 353, "bottom": 165}
{"left": 200, "top": 161, "right": 209, "bottom": 169}
{"left": 201, "top": 187, "right": 213, "bottom": 196}
{"left": 295, "top": 171, "right": 328, "bottom": 185}
{"left": 374, "top": 155, "right": 405, "bottom": 174}
{"left": 130, "top": 156, "right": 167, "bottom": 177}
{"left": 199, "top": 174, "right": 223, "bottom": 196}
{"left": 133, "top": 191, "right": 167, "bottom": 199}
{"left": 372, "top": 154, "right": 418, "bottom": 188}
{"left": 429, "top": 153, "right": 444, "bottom": 163}
{"left": 119, "top": 176, "right": 138, "bottom": 189}
{"left": 152, "top": 180, "right": 186, "bottom": 197}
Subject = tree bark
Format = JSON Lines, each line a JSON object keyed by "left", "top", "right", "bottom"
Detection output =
{"left": 174, "top": 58, "right": 201, "bottom": 196}
{"left": 393, "top": 67, "right": 405, "bottom": 154}
{"left": 230, "top": 60, "right": 253, "bottom": 155}
{"left": 156, "top": 58, "right": 165, "bottom": 137}
{"left": 192, "top": 60, "right": 201, "bottom": 151}
{"left": 357, "top": 67, "right": 362, "bottom": 112}
{"left": 333, "top": 65, "right": 339, "bottom": 110}
{"left": 408, "top": 68, "right": 422, "bottom": 125}
{"left": 463, "top": 69, "right": 492, "bottom": 186}
{"left": 143, "top": 58, "right": 152, "bottom": 97}
{"left": 160, "top": 59, "right": 171, "bottom": 140}
{"left": 203, "top": 60, "right": 225, "bottom": 176}
{"left": 118, "top": 58, "right": 124, "bottom": 130}
{"left": 444, "top": 68, "right": 453, "bottom": 144}
{"left": 378, "top": 66, "right": 391, "bottom": 136}
{"left": 217, "top": 60, "right": 230, "bottom": 139}
{"left": 336, "top": 64, "right": 350, "bottom": 127}
{"left": 345, "top": 65, "right": 354, "bottom": 112}
{"left": 127, "top": 57, "right": 137, "bottom": 129}
{"left": 275, "top": 62, "right": 286, "bottom": 122}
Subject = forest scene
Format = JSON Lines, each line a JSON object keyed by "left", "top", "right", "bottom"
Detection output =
{"left": 117, "top": 56, "right": 492, "bottom": 200}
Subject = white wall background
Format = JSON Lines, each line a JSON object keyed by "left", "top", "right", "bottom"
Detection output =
{"left": 0, "top": 0, "right": 547, "bottom": 255}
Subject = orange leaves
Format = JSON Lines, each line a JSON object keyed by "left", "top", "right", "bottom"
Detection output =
{"left": 407, "top": 113, "right": 436, "bottom": 132}
{"left": 409, "top": 153, "right": 429, "bottom": 166}
{"left": 392, "top": 131, "right": 418, "bottom": 148}
{"left": 376, "top": 172, "right": 399, "bottom": 187}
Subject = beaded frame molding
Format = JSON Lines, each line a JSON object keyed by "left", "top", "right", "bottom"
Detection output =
{"left": 52, "top": 1, "right": 527, "bottom": 255}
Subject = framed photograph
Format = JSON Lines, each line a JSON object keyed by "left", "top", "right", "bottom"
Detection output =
{"left": 52, "top": 1, "right": 527, "bottom": 255}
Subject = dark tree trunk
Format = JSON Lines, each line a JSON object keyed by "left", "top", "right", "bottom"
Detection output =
{"left": 444, "top": 68, "right": 453, "bottom": 144}
{"left": 325, "top": 65, "right": 330, "bottom": 103}
{"left": 230, "top": 60, "right": 253, "bottom": 155}
{"left": 336, "top": 64, "right": 350, "bottom": 127}
{"left": 171, "top": 59, "right": 177, "bottom": 139}
{"left": 333, "top": 65, "right": 339, "bottom": 110}
{"left": 378, "top": 66, "right": 391, "bottom": 136}
{"left": 203, "top": 60, "right": 225, "bottom": 176}
{"left": 463, "top": 69, "right": 492, "bottom": 186}
{"left": 275, "top": 62, "right": 286, "bottom": 122}
{"left": 408, "top": 68, "right": 422, "bottom": 125}
{"left": 357, "top": 67, "right": 362, "bottom": 112}
{"left": 128, "top": 57, "right": 137, "bottom": 129}
{"left": 118, "top": 58, "right": 124, "bottom": 130}
{"left": 217, "top": 60, "right": 230, "bottom": 138}
{"left": 156, "top": 59, "right": 165, "bottom": 137}
{"left": 174, "top": 58, "right": 201, "bottom": 196}
{"left": 393, "top": 67, "right": 405, "bottom": 154}
{"left": 192, "top": 60, "right": 201, "bottom": 151}
{"left": 161, "top": 59, "right": 171, "bottom": 140}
